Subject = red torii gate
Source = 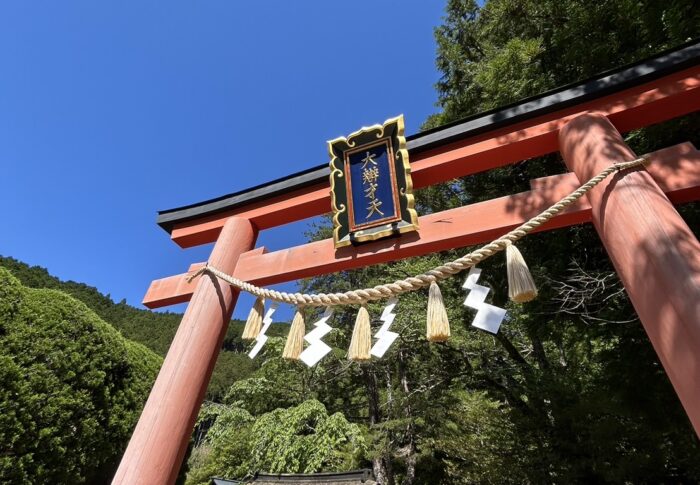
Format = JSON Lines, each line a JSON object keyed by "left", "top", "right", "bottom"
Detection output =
{"left": 114, "top": 42, "right": 700, "bottom": 484}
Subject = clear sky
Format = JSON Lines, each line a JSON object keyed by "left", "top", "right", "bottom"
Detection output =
{"left": 0, "top": 1, "right": 445, "bottom": 320}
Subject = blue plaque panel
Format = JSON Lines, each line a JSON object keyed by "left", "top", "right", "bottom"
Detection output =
{"left": 346, "top": 140, "right": 398, "bottom": 230}
{"left": 328, "top": 115, "right": 418, "bottom": 248}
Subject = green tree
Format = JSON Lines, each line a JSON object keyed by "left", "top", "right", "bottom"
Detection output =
{"left": 0, "top": 255, "right": 267, "bottom": 401}
{"left": 430, "top": 0, "right": 700, "bottom": 126}
{"left": 185, "top": 399, "right": 365, "bottom": 485}
{"left": 0, "top": 268, "right": 162, "bottom": 484}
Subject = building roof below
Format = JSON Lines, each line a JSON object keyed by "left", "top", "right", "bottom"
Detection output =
{"left": 211, "top": 469, "right": 376, "bottom": 485}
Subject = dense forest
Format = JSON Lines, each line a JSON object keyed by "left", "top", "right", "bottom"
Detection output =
{"left": 0, "top": 256, "right": 287, "bottom": 401}
{"left": 2, "top": 0, "right": 700, "bottom": 483}
{"left": 0, "top": 267, "right": 161, "bottom": 483}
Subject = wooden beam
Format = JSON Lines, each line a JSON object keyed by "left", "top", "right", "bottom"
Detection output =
{"left": 144, "top": 143, "right": 700, "bottom": 308}
{"left": 559, "top": 114, "right": 700, "bottom": 436}
{"left": 140, "top": 262, "right": 205, "bottom": 308}
{"left": 170, "top": 66, "right": 700, "bottom": 248}
{"left": 116, "top": 217, "right": 257, "bottom": 484}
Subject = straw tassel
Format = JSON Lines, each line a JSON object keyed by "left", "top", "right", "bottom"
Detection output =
{"left": 427, "top": 281, "right": 450, "bottom": 342}
{"left": 283, "top": 307, "right": 306, "bottom": 360}
{"left": 505, "top": 241, "right": 538, "bottom": 303}
{"left": 348, "top": 305, "right": 372, "bottom": 362}
{"left": 242, "top": 297, "right": 265, "bottom": 340}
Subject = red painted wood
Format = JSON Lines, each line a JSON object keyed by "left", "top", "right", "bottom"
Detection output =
{"left": 559, "top": 113, "right": 700, "bottom": 437}
{"left": 141, "top": 262, "right": 205, "bottom": 307}
{"left": 171, "top": 184, "right": 330, "bottom": 248}
{"left": 170, "top": 66, "right": 700, "bottom": 248}
{"left": 114, "top": 217, "right": 257, "bottom": 484}
{"left": 143, "top": 143, "right": 700, "bottom": 309}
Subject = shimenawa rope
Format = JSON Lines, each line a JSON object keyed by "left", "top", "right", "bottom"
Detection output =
{"left": 188, "top": 157, "right": 648, "bottom": 307}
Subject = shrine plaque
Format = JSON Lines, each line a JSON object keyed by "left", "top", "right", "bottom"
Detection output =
{"left": 328, "top": 115, "right": 418, "bottom": 248}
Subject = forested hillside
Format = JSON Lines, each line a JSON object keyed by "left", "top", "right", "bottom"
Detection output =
{"left": 185, "top": 1, "right": 700, "bottom": 484}
{"left": 0, "top": 256, "right": 182, "bottom": 354}
{"left": 0, "top": 256, "right": 288, "bottom": 400}
{"left": 0, "top": 268, "right": 162, "bottom": 483}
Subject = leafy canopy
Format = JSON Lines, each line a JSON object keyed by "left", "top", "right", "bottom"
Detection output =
{"left": 0, "top": 268, "right": 161, "bottom": 484}
{"left": 186, "top": 399, "right": 365, "bottom": 485}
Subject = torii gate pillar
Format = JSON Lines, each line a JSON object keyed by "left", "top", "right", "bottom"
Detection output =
{"left": 113, "top": 217, "right": 256, "bottom": 485}
{"left": 559, "top": 113, "right": 700, "bottom": 435}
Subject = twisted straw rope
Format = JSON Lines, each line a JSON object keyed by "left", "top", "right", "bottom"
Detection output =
{"left": 188, "top": 157, "right": 648, "bottom": 307}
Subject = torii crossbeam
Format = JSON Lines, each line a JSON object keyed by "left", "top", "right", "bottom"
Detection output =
{"left": 114, "top": 41, "right": 700, "bottom": 484}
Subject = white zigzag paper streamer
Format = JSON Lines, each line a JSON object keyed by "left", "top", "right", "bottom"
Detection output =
{"left": 462, "top": 267, "right": 507, "bottom": 334}
{"left": 248, "top": 302, "right": 278, "bottom": 359}
{"left": 371, "top": 297, "right": 399, "bottom": 358}
{"left": 299, "top": 307, "right": 334, "bottom": 367}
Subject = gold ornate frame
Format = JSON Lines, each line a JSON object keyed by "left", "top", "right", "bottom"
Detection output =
{"left": 328, "top": 115, "right": 419, "bottom": 248}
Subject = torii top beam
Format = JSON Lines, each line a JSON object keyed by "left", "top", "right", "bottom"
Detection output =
{"left": 156, "top": 40, "right": 700, "bottom": 248}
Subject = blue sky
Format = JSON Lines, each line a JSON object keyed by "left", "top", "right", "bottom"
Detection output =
{"left": 0, "top": 1, "right": 445, "bottom": 320}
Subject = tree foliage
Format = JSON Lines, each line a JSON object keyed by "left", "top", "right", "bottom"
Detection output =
{"left": 0, "top": 256, "right": 271, "bottom": 401}
{"left": 429, "top": 0, "right": 700, "bottom": 125}
{"left": 0, "top": 255, "right": 182, "bottom": 355}
{"left": 0, "top": 268, "right": 162, "bottom": 484}
{"left": 186, "top": 398, "right": 365, "bottom": 485}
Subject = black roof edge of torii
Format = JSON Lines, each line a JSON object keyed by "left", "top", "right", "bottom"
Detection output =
{"left": 156, "top": 38, "right": 700, "bottom": 235}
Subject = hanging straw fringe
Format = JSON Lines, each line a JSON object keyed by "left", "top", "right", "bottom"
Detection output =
{"left": 505, "top": 241, "right": 538, "bottom": 303}
{"left": 282, "top": 307, "right": 306, "bottom": 360}
{"left": 426, "top": 281, "right": 450, "bottom": 342}
{"left": 242, "top": 297, "right": 265, "bottom": 340}
{"left": 348, "top": 306, "right": 372, "bottom": 361}
{"left": 188, "top": 157, "right": 647, "bottom": 306}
